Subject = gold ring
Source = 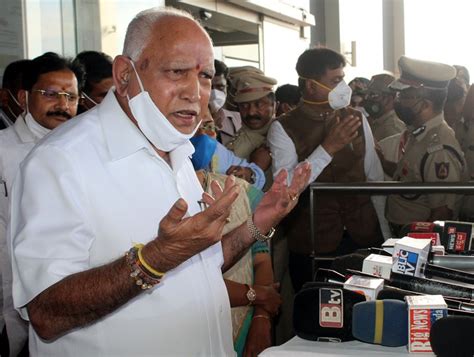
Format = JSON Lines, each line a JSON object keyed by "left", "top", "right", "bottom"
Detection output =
{"left": 225, "top": 217, "right": 231, "bottom": 223}
{"left": 289, "top": 193, "right": 298, "bottom": 201}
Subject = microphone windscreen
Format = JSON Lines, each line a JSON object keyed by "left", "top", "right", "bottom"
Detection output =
{"left": 430, "top": 316, "right": 474, "bottom": 357}
{"left": 293, "top": 282, "right": 366, "bottom": 342}
{"left": 352, "top": 299, "right": 408, "bottom": 347}
{"left": 330, "top": 254, "right": 365, "bottom": 276}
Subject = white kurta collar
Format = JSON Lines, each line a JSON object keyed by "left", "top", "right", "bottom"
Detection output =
{"left": 98, "top": 90, "right": 195, "bottom": 171}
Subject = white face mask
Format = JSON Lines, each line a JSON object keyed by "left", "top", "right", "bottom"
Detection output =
{"left": 127, "top": 61, "right": 200, "bottom": 152}
{"left": 209, "top": 89, "right": 226, "bottom": 113}
{"left": 327, "top": 80, "right": 352, "bottom": 110}
{"left": 301, "top": 77, "right": 352, "bottom": 110}
{"left": 23, "top": 92, "right": 51, "bottom": 139}
{"left": 24, "top": 112, "right": 51, "bottom": 139}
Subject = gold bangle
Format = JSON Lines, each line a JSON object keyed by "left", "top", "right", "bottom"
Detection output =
{"left": 253, "top": 314, "right": 271, "bottom": 321}
{"left": 135, "top": 244, "right": 165, "bottom": 278}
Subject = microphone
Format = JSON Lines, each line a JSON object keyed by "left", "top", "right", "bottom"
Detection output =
{"left": 391, "top": 237, "right": 474, "bottom": 285}
{"left": 352, "top": 299, "right": 408, "bottom": 347}
{"left": 430, "top": 316, "right": 474, "bottom": 357}
{"left": 377, "top": 286, "right": 474, "bottom": 314}
{"left": 431, "top": 255, "right": 474, "bottom": 271}
{"left": 293, "top": 282, "right": 366, "bottom": 342}
{"left": 400, "top": 220, "right": 474, "bottom": 254}
{"left": 329, "top": 255, "right": 474, "bottom": 303}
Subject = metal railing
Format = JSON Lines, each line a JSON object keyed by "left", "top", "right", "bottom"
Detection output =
{"left": 309, "top": 181, "right": 474, "bottom": 259}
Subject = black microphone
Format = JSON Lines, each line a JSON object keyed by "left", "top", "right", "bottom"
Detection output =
{"left": 293, "top": 282, "right": 366, "bottom": 342}
{"left": 430, "top": 316, "right": 474, "bottom": 357}
{"left": 334, "top": 251, "right": 474, "bottom": 285}
{"left": 377, "top": 286, "right": 474, "bottom": 314}
{"left": 380, "top": 271, "right": 474, "bottom": 302}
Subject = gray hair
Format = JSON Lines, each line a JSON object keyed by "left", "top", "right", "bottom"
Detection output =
{"left": 123, "top": 7, "right": 205, "bottom": 61}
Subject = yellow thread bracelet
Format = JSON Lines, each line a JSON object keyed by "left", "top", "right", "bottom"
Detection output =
{"left": 135, "top": 244, "right": 165, "bottom": 278}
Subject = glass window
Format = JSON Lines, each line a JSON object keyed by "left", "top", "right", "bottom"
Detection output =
{"left": 25, "top": 0, "right": 77, "bottom": 58}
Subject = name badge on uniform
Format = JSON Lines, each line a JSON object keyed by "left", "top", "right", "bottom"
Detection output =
{"left": 435, "top": 162, "right": 449, "bottom": 179}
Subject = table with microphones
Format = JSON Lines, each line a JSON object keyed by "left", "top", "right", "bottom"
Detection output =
{"left": 261, "top": 182, "right": 474, "bottom": 357}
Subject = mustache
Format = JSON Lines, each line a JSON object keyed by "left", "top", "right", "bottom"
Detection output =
{"left": 46, "top": 111, "right": 72, "bottom": 120}
{"left": 245, "top": 115, "right": 262, "bottom": 121}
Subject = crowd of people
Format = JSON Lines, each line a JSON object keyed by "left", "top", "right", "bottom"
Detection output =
{"left": 0, "top": 5, "right": 472, "bottom": 357}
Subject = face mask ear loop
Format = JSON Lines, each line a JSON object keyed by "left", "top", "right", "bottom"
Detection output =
{"left": 8, "top": 89, "right": 22, "bottom": 107}
{"left": 129, "top": 60, "right": 145, "bottom": 92}
{"left": 82, "top": 92, "right": 98, "bottom": 106}
{"left": 300, "top": 76, "right": 331, "bottom": 105}
{"left": 25, "top": 91, "right": 30, "bottom": 115}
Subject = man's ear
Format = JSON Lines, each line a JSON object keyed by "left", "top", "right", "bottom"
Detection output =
{"left": 113, "top": 55, "right": 132, "bottom": 97}
{"left": 0, "top": 89, "right": 8, "bottom": 107}
{"left": 305, "top": 79, "right": 317, "bottom": 96}
{"left": 17, "top": 89, "right": 27, "bottom": 111}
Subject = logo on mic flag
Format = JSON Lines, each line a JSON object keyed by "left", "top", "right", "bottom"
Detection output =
{"left": 319, "top": 288, "right": 343, "bottom": 328}
{"left": 394, "top": 249, "right": 418, "bottom": 276}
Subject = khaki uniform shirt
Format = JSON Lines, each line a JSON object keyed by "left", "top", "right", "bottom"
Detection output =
{"left": 370, "top": 109, "right": 406, "bottom": 142}
{"left": 386, "top": 113, "right": 466, "bottom": 225}
{"left": 455, "top": 118, "right": 474, "bottom": 218}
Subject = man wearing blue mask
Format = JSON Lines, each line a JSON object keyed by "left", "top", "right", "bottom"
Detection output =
{"left": 268, "top": 47, "right": 387, "bottom": 292}
{"left": 9, "top": 7, "right": 311, "bottom": 356}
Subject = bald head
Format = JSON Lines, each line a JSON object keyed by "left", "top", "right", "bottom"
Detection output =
{"left": 123, "top": 7, "right": 211, "bottom": 61}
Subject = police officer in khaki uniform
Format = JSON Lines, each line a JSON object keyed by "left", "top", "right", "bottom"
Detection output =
{"left": 226, "top": 71, "right": 277, "bottom": 190}
{"left": 386, "top": 56, "right": 466, "bottom": 234}
{"left": 364, "top": 73, "right": 406, "bottom": 142}
{"left": 458, "top": 85, "right": 474, "bottom": 220}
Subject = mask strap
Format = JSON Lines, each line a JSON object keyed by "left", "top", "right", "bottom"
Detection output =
{"left": 7, "top": 89, "right": 22, "bottom": 107}
{"left": 300, "top": 76, "right": 331, "bottom": 105}
{"left": 82, "top": 92, "right": 98, "bottom": 106}
{"left": 300, "top": 76, "right": 333, "bottom": 92}
{"left": 303, "top": 99, "right": 329, "bottom": 105}
{"left": 129, "top": 60, "right": 145, "bottom": 92}
{"left": 25, "top": 91, "right": 29, "bottom": 115}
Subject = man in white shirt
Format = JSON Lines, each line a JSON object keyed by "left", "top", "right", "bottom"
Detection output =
{"left": 9, "top": 7, "right": 310, "bottom": 356}
{"left": 0, "top": 52, "right": 83, "bottom": 356}
{"left": 0, "top": 60, "right": 32, "bottom": 129}
{"left": 267, "top": 48, "right": 386, "bottom": 292}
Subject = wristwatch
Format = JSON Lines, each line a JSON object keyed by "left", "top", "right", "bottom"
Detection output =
{"left": 247, "top": 216, "right": 275, "bottom": 243}
{"left": 246, "top": 284, "right": 257, "bottom": 305}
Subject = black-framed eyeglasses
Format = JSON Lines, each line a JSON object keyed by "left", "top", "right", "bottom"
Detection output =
{"left": 32, "top": 89, "right": 81, "bottom": 103}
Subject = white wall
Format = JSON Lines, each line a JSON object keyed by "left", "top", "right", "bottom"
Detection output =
{"left": 262, "top": 16, "right": 310, "bottom": 86}
{"left": 404, "top": 0, "right": 474, "bottom": 81}
{"left": 100, "top": 0, "right": 166, "bottom": 57}
{"left": 338, "top": 0, "right": 384, "bottom": 82}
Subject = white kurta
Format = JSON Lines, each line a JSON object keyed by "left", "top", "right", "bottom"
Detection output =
{"left": 9, "top": 91, "right": 234, "bottom": 356}
{"left": 0, "top": 115, "right": 38, "bottom": 355}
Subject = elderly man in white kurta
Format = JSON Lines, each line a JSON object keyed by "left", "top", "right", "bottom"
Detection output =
{"left": 9, "top": 7, "right": 310, "bottom": 356}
